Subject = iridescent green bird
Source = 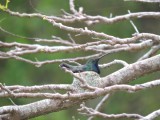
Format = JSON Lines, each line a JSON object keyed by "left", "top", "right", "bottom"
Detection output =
{"left": 59, "top": 54, "right": 107, "bottom": 74}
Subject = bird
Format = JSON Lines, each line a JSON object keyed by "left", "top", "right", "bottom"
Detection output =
{"left": 59, "top": 54, "right": 107, "bottom": 74}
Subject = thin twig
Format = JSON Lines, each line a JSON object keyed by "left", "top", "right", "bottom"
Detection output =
{"left": 88, "top": 94, "right": 111, "bottom": 120}
{"left": 78, "top": 103, "right": 143, "bottom": 119}
{"left": 125, "top": 0, "right": 160, "bottom": 3}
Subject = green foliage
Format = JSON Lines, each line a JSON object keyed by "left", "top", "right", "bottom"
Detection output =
{"left": 0, "top": 0, "right": 10, "bottom": 10}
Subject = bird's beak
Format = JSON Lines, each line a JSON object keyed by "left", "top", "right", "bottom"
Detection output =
{"left": 96, "top": 53, "right": 108, "bottom": 62}
{"left": 99, "top": 53, "right": 108, "bottom": 59}
{"left": 97, "top": 55, "right": 103, "bottom": 61}
{"left": 96, "top": 58, "right": 101, "bottom": 62}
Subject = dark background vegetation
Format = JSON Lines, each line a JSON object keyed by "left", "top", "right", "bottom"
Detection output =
{"left": 0, "top": 0, "right": 160, "bottom": 119}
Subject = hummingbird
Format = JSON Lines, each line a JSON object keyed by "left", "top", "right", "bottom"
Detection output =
{"left": 59, "top": 54, "right": 107, "bottom": 74}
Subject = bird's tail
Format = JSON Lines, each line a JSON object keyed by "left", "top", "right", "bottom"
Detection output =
{"left": 59, "top": 63, "right": 72, "bottom": 69}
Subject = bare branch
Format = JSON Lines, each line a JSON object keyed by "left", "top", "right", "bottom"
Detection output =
{"left": 0, "top": 84, "right": 73, "bottom": 93}
{"left": 69, "top": 0, "right": 78, "bottom": 14}
{"left": 88, "top": 94, "right": 111, "bottom": 120}
{"left": 140, "top": 109, "right": 160, "bottom": 120}
{"left": 101, "top": 54, "right": 160, "bottom": 86}
{"left": 78, "top": 103, "right": 143, "bottom": 119}
{"left": 0, "top": 51, "right": 101, "bottom": 67}
{"left": 4, "top": 9, "right": 160, "bottom": 25}
{"left": 0, "top": 77, "right": 160, "bottom": 100}
{"left": 128, "top": 10, "right": 140, "bottom": 34}
{"left": 138, "top": 45, "right": 160, "bottom": 61}
{"left": 125, "top": 0, "right": 160, "bottom": 3}
{"left": 0, "top": 83, "right": 14, "bottom": 97}
{"left": 99, "top": 59, "right": 129, "bottom": 68}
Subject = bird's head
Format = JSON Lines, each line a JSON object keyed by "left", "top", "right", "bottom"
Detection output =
{"left": 86, "top": 53, "right": 108, "bottom": 66}
{"left": 86, "top": 58, "right": 100, "bottom": 65}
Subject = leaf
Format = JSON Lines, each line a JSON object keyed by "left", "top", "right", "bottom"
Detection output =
{"left": 0, "top": 4, "right": 6, "bottom": 10}
{"left": 0, "top": 0, "right": 10, "bottom": 10}
{"left": 5, "top": 0, "right": 10, "bottom": 8}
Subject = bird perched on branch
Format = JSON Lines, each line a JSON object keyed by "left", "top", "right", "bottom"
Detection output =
{"left": 59, "top": 54, "right": 107, "bottom": 74}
